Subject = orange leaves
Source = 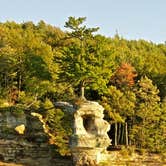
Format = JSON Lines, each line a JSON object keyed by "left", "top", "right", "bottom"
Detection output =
{"left": 111, "top": 63, "right": 137, "bottom": 88}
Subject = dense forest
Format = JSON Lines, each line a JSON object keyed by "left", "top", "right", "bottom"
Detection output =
{"left": 0, "top": 17, "right": 165, "bottom": 156}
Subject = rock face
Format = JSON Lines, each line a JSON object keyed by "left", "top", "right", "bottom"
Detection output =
{"left": 0, "top": 110, "right": 72, "bottom": 166}
{"left": 0, "top": 111, "right": 27, "bottom": 140}
{"left": 70, "top": 101, "right": 111, "bottom": 165}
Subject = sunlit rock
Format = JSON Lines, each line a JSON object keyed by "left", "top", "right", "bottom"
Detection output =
{"left": 70, "top": 100, "right": 111, "bottom": 165}
{"left": 15, "top": 124, "right": 25, "bottom": 135}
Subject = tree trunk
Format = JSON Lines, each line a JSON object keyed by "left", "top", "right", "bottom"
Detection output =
{"left": 120, "top": 123, "right": 125, "bottom": 144}
{"left": 125, "top": 122, "right": 129, "bottom": 146}
{"left": 81, "top": 86, "right": 85, "bottom": 99}
{"left": 128, "top": 117, "right": 132, "bottom": 146}
{"left": 118, "top": 123, "right": 121, "bottom": 144}
{"left": 80, "top": 80, "right": 86, "bottom": 100}
{"left": 114, "top": 123, "right": 118, "bottom": 146}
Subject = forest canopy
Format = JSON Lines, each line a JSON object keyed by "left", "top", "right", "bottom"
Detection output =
{"left": 0, "top": 17, "right": 165, "bottom": 155}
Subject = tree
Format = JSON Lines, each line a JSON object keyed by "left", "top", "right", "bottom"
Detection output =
{"left": 43, "top": 98, "right": 72, "bottom": 156}
{"left": 157, "top": 98, "right": 166, "bottom": 152}
{"left": 59, "top": 17, "right": 112, "bottom": 100}
{"left": 131, "top": 76, "right": 161, "bottom": 151}
{"left": 62, "top": 17, "right": 99, "bottom": 99}
{"left": 107, "top": 63, "right": 137, "bottom": 145}
{"left": 110, "top": 62, "right": 137, "bottom": 89}
{"left": 101, "top": 86, "right": 136, "bottom": 146}
{"left": 0, "top": 21, "right": 59, "bottom": 107}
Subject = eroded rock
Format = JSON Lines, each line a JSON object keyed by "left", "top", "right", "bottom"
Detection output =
{"left": 70, "top": 101, "right": 111, "bottom": 165}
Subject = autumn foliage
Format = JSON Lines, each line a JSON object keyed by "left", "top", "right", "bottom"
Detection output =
{"left": 110, "top": 63, "right": 137, "bottom": 88}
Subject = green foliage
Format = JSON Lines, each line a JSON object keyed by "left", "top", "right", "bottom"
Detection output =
{"left": 0, "top": 18, "right": 166, "bottom": 155}
{"left": 102, "top": 86, "right": 136, "bottom": 122}
{"left": 60, "top": 17, "right": 113, "bottom": 98}
{"left": 101, "top": 85, "right": 136, "bottom": 146}
{"left": 43, "top": 99, "right": 72, "bottom": 156}
{"left": 131, "top": 76, "right": 163, "bottom": 152}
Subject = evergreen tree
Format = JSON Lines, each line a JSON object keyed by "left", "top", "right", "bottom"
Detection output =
{"left": 131, "top": 76, "right": 161, "bottom": 151}
{"left": 43, "top": 98, "right": 72, "bottom": 156}
{"left": 59, "top": 17, "right": 112, "bottom": 99}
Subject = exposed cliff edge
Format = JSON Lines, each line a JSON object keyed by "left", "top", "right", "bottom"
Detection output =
{"left": 0, "top": 110, "right": 72, "bottom": 166}
{"left": 0, "top": 103, "right": 165, "bottom": 166}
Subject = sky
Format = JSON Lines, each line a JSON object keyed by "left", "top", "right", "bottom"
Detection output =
{"left": 0, "top": 0, "right": 166, "bottom": 44}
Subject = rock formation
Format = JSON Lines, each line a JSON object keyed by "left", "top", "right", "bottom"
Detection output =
{"left": 0, "top": 110, "right": 72, "bottom": 166}
{"left": 70, "top": 101, "right": 111, "bottom": 165}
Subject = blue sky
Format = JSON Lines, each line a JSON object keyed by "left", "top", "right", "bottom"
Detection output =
{"left": 0, "top": 0, "right": 166, "bottom": 43}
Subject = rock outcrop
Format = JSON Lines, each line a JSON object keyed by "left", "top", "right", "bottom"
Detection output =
{"left": 0, "top": 110, "right": 72, "bottom": 166}
{"left": 70, "top": 101, "right": 111, "bottom": 165}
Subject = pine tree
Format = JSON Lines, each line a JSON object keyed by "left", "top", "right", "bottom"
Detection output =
{"left": 59, "top": 17, "right": 112, "bottom": 100}
{"left": 131, "top": 76, "right": 161, "bottom": 151}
